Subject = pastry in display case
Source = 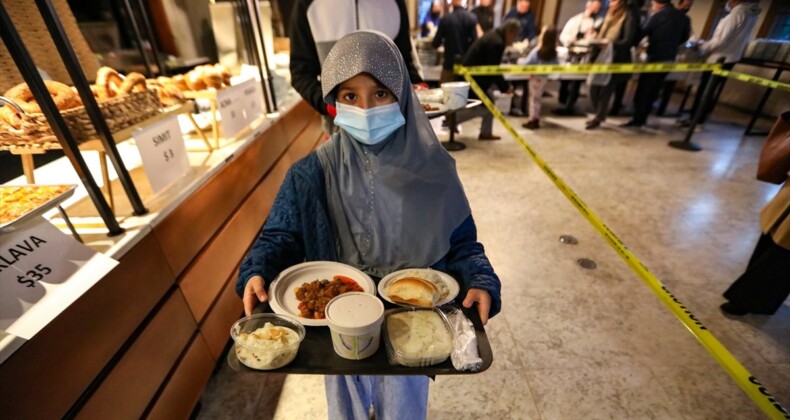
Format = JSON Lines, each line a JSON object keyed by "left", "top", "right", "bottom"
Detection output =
{"left": 0, "top": 184, "right": 76, "bottom": 232}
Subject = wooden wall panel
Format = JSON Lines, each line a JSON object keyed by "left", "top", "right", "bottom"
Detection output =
{"left": 0, "top": 232, "right": 174, "bottom": 419}
{"left": 75, "top": 290, "right": 196, "bottom": 420}
{"left": 200, "top": 275, "right": 244, "bottom": 361}
{"left": 145, "top": 335, "right": 215, "bottom": 420}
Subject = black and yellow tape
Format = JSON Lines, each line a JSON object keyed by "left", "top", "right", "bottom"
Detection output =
{"left": 454, "top": 66, "right": 790, "bottom": 420}
{"left": 455, "top": 63, "right": 790, "bottom": 91}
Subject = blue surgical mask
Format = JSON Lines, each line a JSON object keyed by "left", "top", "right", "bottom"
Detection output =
{"left": 334, "top": 102, "right": 405, "bottom": 145}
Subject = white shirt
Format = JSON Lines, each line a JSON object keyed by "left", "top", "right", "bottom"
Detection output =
{"left": 559, "top": 13, "right": 601, "bottom": 47}
{"left": 701, "top": 3, "right": 761, "bottom": 64}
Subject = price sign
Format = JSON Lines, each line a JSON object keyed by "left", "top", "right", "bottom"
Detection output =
{"left": 132, "top": 114, "right": 191, "bottom": 193}
{"left": 217, "top": 84, "right": 249, "bottom": 139}
{"left": 240, "top": 78, "right": 264, "bottom": 121}
{"left": 0, "top": 218, "right": 119, "bottom": 339}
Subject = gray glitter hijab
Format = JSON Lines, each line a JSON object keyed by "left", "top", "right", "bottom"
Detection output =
{"left": 316, "top": 30, "right": 471, "bottom": 278}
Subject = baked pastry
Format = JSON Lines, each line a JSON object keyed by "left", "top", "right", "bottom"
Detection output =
{"left": 387, "top": 277, "right": 438, "bottom": 307}
{"left": 1, "top": 80, "right": 80, "bottom": 128}
{"left": 184, "top": 68, "right": 208, "bottom": 91}
{"left": 96, "top": 66, "right": 124, "bottom": 98}
{"left": 170, "top": 74, "right": 189, "bottom": 91}
{"left": 118, "top": 72, "right": 147, "bottom": 94}
{"left": 147, "top": 79, "right": 184, "bottom": 106}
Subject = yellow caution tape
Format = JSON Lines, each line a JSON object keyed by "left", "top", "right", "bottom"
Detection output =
{"left": 456, "top": 62, "right": 719, "bottom": 75}
{"left": 456, "top": 63, "right": 790, "bottom": 91}
{"left": 456, "top": 67, "right": 790, "bottom": 420}
{"left": 714, "top": 69, "right": 790, "bottom": 92}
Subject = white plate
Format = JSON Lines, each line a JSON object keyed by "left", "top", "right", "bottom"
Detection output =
{"left": 268, "top": 261, "right": 377, "bottom": 326}
{"left": 377, "top": 268, "right": 460, "bottom": 307}
{"left": 421, "top": 102, "right": 448, "bottom": 118}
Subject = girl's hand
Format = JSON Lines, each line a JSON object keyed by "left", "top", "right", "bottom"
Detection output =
{"left": 462, "top": 288, "right": 492, "bottom": 325}
{"left": 243, "top": 275, "right": 268, "bottom": 316}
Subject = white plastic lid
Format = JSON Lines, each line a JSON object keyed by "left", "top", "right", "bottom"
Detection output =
{"left": 326, "top": 292, "right": 384, "bottom": 332}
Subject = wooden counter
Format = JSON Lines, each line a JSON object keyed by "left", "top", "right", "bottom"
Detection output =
{"left": 0, "top": 100, "right": 324, "bottom": 418}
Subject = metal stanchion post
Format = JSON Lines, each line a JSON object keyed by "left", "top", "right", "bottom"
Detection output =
{"left": 0, "top": 2, "right": 123, "bottom": 236}
{"left": 668, "top": 66, "right": 721, "bottom": 152}
{"left": 35, "top": 0, "right": 148, "bottom": 217}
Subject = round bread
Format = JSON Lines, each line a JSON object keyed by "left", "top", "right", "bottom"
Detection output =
{"left": 185, "top": 69, "right": 207, "bottom": 91}
{"left": 387, "top": 277, "right": 437, "bottom": 307}
{"left": 96, "top": 66, "right": 124, "bottom": 98}
{"left": 170, "top": 74, "right": 189, "bottom": 91}
{"left": 1, "top": 81, "right": 80, "bottom": 128}
{"left": 118, "top": 72, "right": 147, "bottom": 94}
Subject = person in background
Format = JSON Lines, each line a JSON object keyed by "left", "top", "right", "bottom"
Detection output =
{"left": 677, "top": 0, "right": 761, "bottom": 127}
{"left": 432, "top": 0, "right": 479, "bottom": 83}
{"left": 504, "top": 0, "right": 537, "bottom": 42}
{"left": 421, "top": 1, "right": 443, "bottom": 38}
{"left": 520, "top": 26, "right": 559, "bottom": 130}
{"left": 289, "top": 0, "right": 424, "bottom": 134}
{"left": 621, "top": 0, "right": 690, "bottom": 128}
{"left": 455, "top": 19, "right": 522, "bottom": 140}
{"left": 585, "top": 0, "right": 638, "bottom": 129}
{"left": 472, "top": 0, "right": 496, "bottom": 34}
{"left": 656, "top": 0, "right": 694, "bottom": 116}
{"left": 238, "top": 30, "right": 502, "bottom": 419}
{"left": 554, "top": 0, "right": 603, "bottom": 116}
{"left": 608, "top": 0, "right": 644, "bottom": 117}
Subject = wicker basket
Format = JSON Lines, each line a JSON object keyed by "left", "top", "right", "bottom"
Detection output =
{"left": 0, "top": 90, "right": 160, "bottom": 151}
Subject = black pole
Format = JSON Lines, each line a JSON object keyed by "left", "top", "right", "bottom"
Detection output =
{"left": 0, "top": 2, "right": 123, "bottom": 235}
{"left": 121, "top": 0, "right": 153, "bottom": 77}
{"left": 133, "top": 0, "right": 167, "bottom": 76}
{"left": 249, "top": 0, "right": 278, "bottom": 111}
{"left": 243, "top": 0, "right": 272, "bottom": 113}
{"left": 668, "top": 67, "right": 722, "bottom": 152}
{"left": 35, "top": 0, "right": 148, "bottom": 216}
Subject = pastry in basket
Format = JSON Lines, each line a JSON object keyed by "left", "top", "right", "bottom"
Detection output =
{"left": 170, "top": 74, "right": 190, "bottom": 92}
{"left": 96, "top": 66, "right": 125, "bottom": 99}
{"left": 0, "top": 80, "right": 80, "bottom": 129}
{"left": 387, "top": 277, "right": 438, "bottom": 307}
{"left": 147, "top": 78, "right": 185, "bottom": 106}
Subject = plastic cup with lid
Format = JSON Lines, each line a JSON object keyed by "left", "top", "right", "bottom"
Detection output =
{"left": 325, "top": 292, "right": 385, "bottom": 360}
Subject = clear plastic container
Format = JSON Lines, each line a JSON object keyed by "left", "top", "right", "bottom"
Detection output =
{"left": 230, "top": 313, "right": 306, "bottom": 370}
{"left": 382, "top": 307, "right": 454, "bottom": 367}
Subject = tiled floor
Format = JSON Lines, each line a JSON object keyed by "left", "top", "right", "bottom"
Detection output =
{"left": 197, "top": 97, "right": 789, "bottom": 419}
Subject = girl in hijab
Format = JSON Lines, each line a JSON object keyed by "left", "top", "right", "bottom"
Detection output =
{"left": 237, "top": 30, "right": 502, "bottom": 420}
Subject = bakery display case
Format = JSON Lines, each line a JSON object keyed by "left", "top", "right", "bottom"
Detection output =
{"left": 0, "top": 1, "right": 313, "bottom": 418}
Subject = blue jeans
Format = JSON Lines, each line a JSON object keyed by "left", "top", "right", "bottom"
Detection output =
{"left": 325, "top": 375, "right": 429, "bottom": 420}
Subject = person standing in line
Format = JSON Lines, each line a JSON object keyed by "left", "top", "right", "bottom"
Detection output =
{"left": 622, "top": 0, "right": 690, "bottom": 128}
{"left": 585, "top": 0, "right": 639, "bottom": 129}
{"left": 422, "top": 1, "right": 443, "bottom": 38}
{"left": 608, "top": 0, "right": 644, "bottom": 117}
{"left": 432, "top": 0, "right": 479, "bottom": 83}
{"left": 677, "top": 0, "right": 761, "bottom": 127}
{"left": 239, "top": 30, "right": 502, "bottom": 419}
{"left": 289, "top": 0, "right": 425, "bottom": 134}
{"left": 554, "top": 0, "right": 603, "bottom": 116}
{"left": 521, "top": 26, "right": 559, "bottom": 130}
{"left": 455, "top": 19, "right": 522, "bottom": 140}
{"left": 504, "top": 0, "right": 537, "bottom": 42}
{"left": 471, "top": 0, "right": 496, "bottom": 34}
{"left": 656, "top": 0, "right": 694, "bottom": 116}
